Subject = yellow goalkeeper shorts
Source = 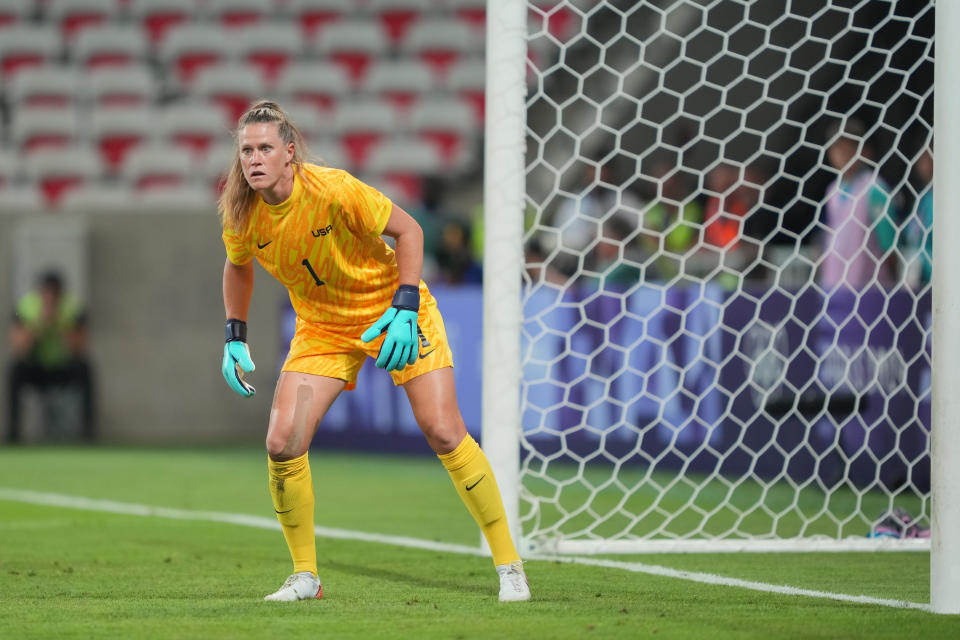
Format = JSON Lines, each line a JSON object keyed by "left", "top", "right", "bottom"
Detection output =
{"left": 281, "top": 289, "right": 454, "bottom": 390}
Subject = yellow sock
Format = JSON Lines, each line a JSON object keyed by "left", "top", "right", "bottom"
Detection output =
{"left": 438, "top": 434, "right": 520, "bottom": 566}
{"left": 267, "top": 452, "right": 317, "bottom": 576}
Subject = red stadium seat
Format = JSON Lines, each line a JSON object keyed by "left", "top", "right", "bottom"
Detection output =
{"left": 6, "top": 65, "right": 80, "bottom": 107}
{"left": 190, "top": 62, "right": 267, "bottom": 124}
{"left": 157, "top": 100, "right": 231, "bottom": 157}
{"left": 24, "top": 145, "right": 103, "bottom": 207}
{"left": 59, "top": 183, "right": 136, "bottom": 212}
{"left": 0, "top": 25, "right": 60, "bottom": 79}
{"left": 0, "top": 0, "right": 32, "bottom": 28}
{"left": 128, "top": 0, "right": 195, "bottom": 45}
{"left": 275, "top": 61, "right": 351, "bottom": 112}
{"left": 229, "top": 23, "right": 305, "bottom": 85}
{"left": 69, "top": 24, "right": 150, "bottom": 68}
{"left": 445, "top": 57, "right": 485, "bottom": 121}
{"left": 365, "top": 136, "right": 444, "bottom": 202}
{"left": 331, "top": 99, "right": 403, "bottom": 168}
{"left": 208, "top": 0, "right": 273, "bottom": 28}
{"left": 290, "top": 0, "right": 354, "bottom": 39}
{"left": 89, "top": 105, "right": 155, "bottom": 174}
{"left": 368, "top": 0, "right": 435, "bottom": 45}
{"left": 158, "top": 23, "right": 232, "bottom": 88}
{"left": 408, "top": 97, "right": 477, "bottom": 163}
{"left": 362, "top": 59, "right": 436, "bottom": 110}
{"left": 82, "top": 65, "right": 158, "bottom": 106}
{"left": 444, "top": 0, "right": 486, "bottom": 31}
{"left": 120, "top": 142, "right": 196, "bottom": 192}
{"left": 400, "top": 17, "right": 481, "bottom": 75}
{"left": 312, "top": 19, "right": 390, "bottom": 83}
{"left": 10, "top": 106, "right": 79, "bottom": 153}
{"left": 46, "top": 0, "right": 119, "bottom": 41}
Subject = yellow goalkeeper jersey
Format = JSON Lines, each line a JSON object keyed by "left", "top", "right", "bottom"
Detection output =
{"left": 222, "top": 164, "right": 401, "bottom": 327}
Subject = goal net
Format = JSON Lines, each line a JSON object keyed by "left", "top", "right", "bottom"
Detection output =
{"left": 491, "top": 0, "right": 935, "bottom": 553}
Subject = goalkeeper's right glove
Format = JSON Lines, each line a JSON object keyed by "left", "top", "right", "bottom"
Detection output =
{"left": 222, "top": 318, "right": 256, "bottom": 397}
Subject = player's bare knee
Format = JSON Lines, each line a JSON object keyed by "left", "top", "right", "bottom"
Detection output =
{"left": 422, "top": 422, "right": 463, "bottom": 454}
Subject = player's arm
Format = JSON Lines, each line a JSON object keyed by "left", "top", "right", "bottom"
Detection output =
{"left": 361, "top": 204, "right": 425, "bottom": 371}
{"left": 222, "top": 258, "right": 257, "bottom": 397}
{"left": 381, "top": 203, "right": 424, "bottom": 287}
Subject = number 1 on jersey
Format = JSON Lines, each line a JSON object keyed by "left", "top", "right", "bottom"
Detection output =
{"left": 301, "top": 259, "right": 325, "bottom": 286}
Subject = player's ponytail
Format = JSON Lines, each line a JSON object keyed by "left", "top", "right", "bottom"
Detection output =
{"left": 218, "top": 100, "right": 310, "bottom": 231}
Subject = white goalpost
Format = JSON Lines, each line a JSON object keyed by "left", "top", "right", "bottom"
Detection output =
{"left": 483, "top": 0, "right": 957, "bottom": 613}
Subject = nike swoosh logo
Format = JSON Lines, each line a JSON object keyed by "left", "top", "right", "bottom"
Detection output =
{"left": 274, "top": 508, "right": 294, "bottom": 514}
{"left": 465, "top": 475, "right": 485, "bottom": 491}
{"left": 418, "top": 347, "right": 437, "bottom": 360}
{"left": 258, "top": 240, "right": 272, "bottom": 249}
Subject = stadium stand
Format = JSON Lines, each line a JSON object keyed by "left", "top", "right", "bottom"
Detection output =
{"left": 0, "top": 0, "right": 487, "bottom": 209}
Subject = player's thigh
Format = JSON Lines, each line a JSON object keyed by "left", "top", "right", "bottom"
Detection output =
{"left": 266, "top": 371, "right": 345, "bottom": 459}
{"left": 403, "top": 367, "right": 467, "bottom": 454}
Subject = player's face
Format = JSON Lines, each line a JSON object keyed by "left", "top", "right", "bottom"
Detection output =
{"left": 238, "top": 123, "right": 294, "bottom": 193}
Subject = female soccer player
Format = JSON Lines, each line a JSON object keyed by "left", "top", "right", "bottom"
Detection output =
{"left": 218, "top": 101, "right": 530, "bottom": 603}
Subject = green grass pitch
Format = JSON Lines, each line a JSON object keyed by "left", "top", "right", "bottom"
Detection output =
{"left": 1, "top": 447, "right": 958, "bottom": 639}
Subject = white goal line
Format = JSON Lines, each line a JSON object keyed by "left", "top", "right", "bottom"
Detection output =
{"left": 0, "top": 488, "right": 930, "bottom": 612}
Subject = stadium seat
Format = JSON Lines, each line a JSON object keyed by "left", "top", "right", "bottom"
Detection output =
{"left": 308, "top": 137, "right": 349, "bottom": 171}
{"left": 120, "top": 142, "right": 196, "bottom": 192}
{"left": 208, "top": 0, "right": 264, "bottom": 27}
{"left": 46, "top": 0, "right": 119, "bottom": 41}
{"left": 362, "top": 59, "right": 436, "bottom": 109}
{"left": 331, "top": 99, "right": 403, "bottom": 168}
{"left": 0, "top": 25, "right": 60, "bottom": 79}
{"left": 200, "top": 140, "right": 236, "bottom": 192}
{"left": 24, "top": 145, "right": 103, "bottom": 206}
{"left": 283, "top": 103, "right": 334, "bottom": 142}
{"left": 289, "top": 0, "right": 353, "bottom": 38}
{"left": 443, "top": 0, "right": 486, "bottom": 31}
{"left": 69, "top": 24, "right": 150, "bottom": 68}
{"left": 189, "top": 62, "right": 267, "bottom": 123}
{"left": 445, "top": 57, "right": 485, "bottom": 120}
{"left": 10, "top": 106, "right": 79, "bottom": 153}
{"left": 400, "top": 18, "right": 481, "bottom": 75}
{"left": 81, "top": 65, "right": 158, "bottom": 106}
{"left": 89, "top": 104, "right": 156, "bottom": 174}
{"left": 0, "top": 0, "right": 33, "bottom": 28}
{"left": 0, "top": 148, "right": 18, "bottom": 186}
{"left": 366, "top": 136, "right": 442, "bottom": 174}
{"left": 312, "top": 19, "right": 390, "bottom": 83}
{"left": 6, "top": 64, "right": 80, "bottom": 107}
{"left": 276, "top": 61, "right": 351, "bottom": 113}
{"left": 59, "top": 183, "right": 136, "bottom": 212}
{"left": 368, "top": 0, "right": 435, "bottom": 45}
{"left": 408, "top": 97, "right": 476, "bottom": 162}
{"left": 136, "top": 182, "right": 213, "bottom": 209}
{"left": 157, "top": 100, "right": 231, "bottom": 157}
{"left": 127, "top": 0, "right": 195, "bottom": 45}
{"left": 0, "top": 182, "right": 44, "bottom": 212}
{"left": 158, "top": 22, "right": 232, "bottom": 88}
{"left": 228, "top": 22, "right": 305, "bottom": 85}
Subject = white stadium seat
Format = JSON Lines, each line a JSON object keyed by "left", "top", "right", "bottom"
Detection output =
{"left": 6, "top": 64, "right": 80, "bottom": 107}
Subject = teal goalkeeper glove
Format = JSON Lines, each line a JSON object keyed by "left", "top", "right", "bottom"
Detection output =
{"left": 222, "top": 318, "right": 256, "bottom": 397}
{"left": 361, "top": 285, "right": 420, "bottom": 372}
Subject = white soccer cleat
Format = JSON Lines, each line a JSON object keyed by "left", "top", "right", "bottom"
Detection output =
{"left": 496, "top": 561, "right": 530, "bottom": 602}
{"left": 263, "top": 571, "right": 323, "bottom": 602}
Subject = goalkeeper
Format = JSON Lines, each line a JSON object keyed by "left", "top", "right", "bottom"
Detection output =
{"left": 218, "top": 100, "right": 529, "bottom": 603}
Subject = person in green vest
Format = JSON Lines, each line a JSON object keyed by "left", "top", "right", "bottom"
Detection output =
{"left": 7, "top": 270, "right": 94, "bottom": 443}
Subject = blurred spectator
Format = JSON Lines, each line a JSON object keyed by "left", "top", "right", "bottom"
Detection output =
{"left": 7, "top": 271, "right": 95, "bottom": 443}
{"left": 546, "top": 163, "right": 644, "bottom": 267}
{"left": 818, "top": 119, "right": 899, "bottom": 291}
{"left": 904, "top": 147, "right": 933, "bottom": 288}
{"left": 435, "top": 220, "right": 482, "bottom": 284}
{"left": 642, "top": 166, "right": 704, "bottom": 281}
{"left": 405, "top": 175, "right": 447, "bottom": 283}
{"left": 583, "top": 216, "right": 643, "bottom": 289}
{"left": 523, "top": 237, "right": 568, "bottom": 288}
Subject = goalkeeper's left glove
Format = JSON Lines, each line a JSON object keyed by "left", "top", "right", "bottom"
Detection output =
{"left": 222, "top": 318, "right": 256, "bottom": 397}
{"left": 361, "top": 285, "right": 420, "bottom": 372}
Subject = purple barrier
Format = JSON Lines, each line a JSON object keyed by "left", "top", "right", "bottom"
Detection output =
{"left": 282, "top": 282, "right": 931, "bottom": 490}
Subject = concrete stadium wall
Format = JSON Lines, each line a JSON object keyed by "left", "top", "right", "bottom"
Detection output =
{"left": 0, "top": 209, "right": 288, "bottom": 444}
